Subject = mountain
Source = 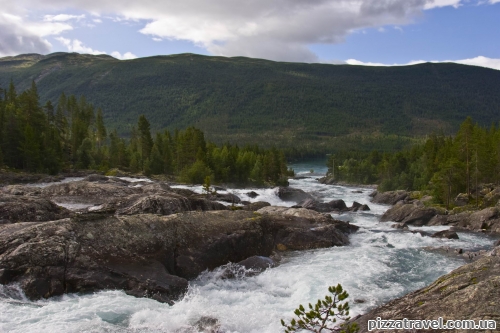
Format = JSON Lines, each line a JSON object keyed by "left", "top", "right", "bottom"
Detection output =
{"left": 1, "top": 52, "right": 499, "bottom": 155}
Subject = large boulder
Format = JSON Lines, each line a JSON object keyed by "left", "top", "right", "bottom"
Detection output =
{"left": 371, "top": 190, "right": 410, "bottom": 205}
{"left": 0, "top": 209, "right": 357, "bottom": 302}
{"left": 276, "top": 187, "right": 314, "bottom": 202}
{"left": 257, "top": 206, "right": 359, "bottom": 249}
{"left": 0, "top": 195, "right": 72, "bottom": 223}
{"left": 431, "top": 230, "right": 459, "bottom": 239}
{"left": 464, "top": 207, "right": 500, "bottom": 232}
{"left": 353, "top": 255, "right": 500, "bottom": 332}
{"left": 380, "top": 201, "right": 439, "bottom": 226}
{"left": 299, "top": 198, "right": 350, "bottom": 213}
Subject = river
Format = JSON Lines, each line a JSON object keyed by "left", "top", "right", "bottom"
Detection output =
{"left": 0, "top": 161, "right": 496, "bottom": 332}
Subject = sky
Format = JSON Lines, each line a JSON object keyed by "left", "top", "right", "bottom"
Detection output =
{"left": 0, "top": 0, "right": 499, "bottom": 70}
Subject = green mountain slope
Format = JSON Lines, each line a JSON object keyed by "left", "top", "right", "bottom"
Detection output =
{"left": 1, "top": 52, "right": 499, "bottom": 154}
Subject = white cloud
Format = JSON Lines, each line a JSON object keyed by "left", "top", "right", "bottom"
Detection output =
{"left": 92, "top": 18, "right": 102, "bottom": 23}
{"left": 0, "top": 13, "right": 64, "bottom": 57}
{"left": 0, "top": 0, "right": 494, "bottom": 61}
{"left": 152, "top": 37, "right": 162, "bottom": 42}
{"left": 424, "top": 0, "right": 462, "bottom": 9}
{"left": 344, "top": 56, "right": 500, "bottom": 70}
{"left": 44, "top": 14, "right": 85, "bottom": 22}
{"left": 0, "top": 0, "right": 457, "bottom": 62}
{"left": 55, "top": 37, "right": 105, "bottom": 55}
{"left": 111, "top": 51, "right": 137, "bottom": 60}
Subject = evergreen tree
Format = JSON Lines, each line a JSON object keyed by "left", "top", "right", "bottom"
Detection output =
{"left": 138, "top": 115, "right": 153, "bottom": 167}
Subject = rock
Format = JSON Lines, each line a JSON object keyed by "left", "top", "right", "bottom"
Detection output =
{"left": 194, "top": 316, "right": 221, "bottom": 333}
{"left": 171, "top": 188, "right": 197, "bottom": 197}
{"left": 83, "top": 174, "right": 108, "bottom": 182}
{"left": 494, "top": 239, "right": 500, "bottom": 247}
{"left": 371, "top": 190, "right": 410, "bottom": 205}
{"left": 431, "top": 230, "right": 459, "bottom": 239}
{"left": 242, "top": 201, "right": 271, "bottom": 211}
{"left": 465, "top": 207, "right": 500, "bottom": 231}
{"left": 212, "top": 186, "right": 227, "bottom": 191}
{"left": 454, "top": 193, "right": 469, "bottom": 206}
{"left": 369, "top": 190, "right": 377, "bottom": 197}
{"left": 41, "top": 181, "right": 137, "bottom": 204}
{"left": 236, "top": 256, "right": 276, "bottom": 271}
{"left": 353, "top": 255, "right": 500, "bottom": 332}
{"left": 318, "top": 176, "right": 335, "bottom": 185}
{"left": 299, "top": 198, "right": 349, "bottom": 213}
{"left": 140, "top": 182, "right": 172, "bottom": 194}
{"left": 391, "top": 223, "right": 408, "bottom": 230}
{"left": 192, "top": 192, "right": 241, "bottom": 204}
{"left": 350, "top": 201, "right": 370, "bottom": 212}
{"left": 352, "top": 190, "right": 363, "bottom": 193}
{"left": 483, "top": 188, "right": 500, "bottom": 206}
{"left": 246, "top": 191, "right": 259, "bottom": 198}
{"left": 0, "top": 210, "right": 357, "bottom": 302}
{"left": 276, "top": 187, "right": 314, "bottom": 202}
{"left": 1, "top": 185, "right": 42, "bottom": 196}
{"left": 113, "top": 194, "right": 228, "bottom": 215}
{"left": 328, "top": 199, "right": 347, "bottom": 211}
{"left": 380, "top": 202, "right": 439, "bottom": 226}
{"left": 257, "top": 206, "right": 359, "bottom": 249}
{"left": 0, "top": 195, "right": 73, "bottom": 223}
{"left": 411, "top": 230, "right": 432, "bottom": 237}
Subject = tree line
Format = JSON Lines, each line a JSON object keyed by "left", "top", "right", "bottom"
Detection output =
{"left": 327, "top": 117, "right": 500, "bottom": 207}
{"left": 0, "top": 81, "right": 292, "bottom": 185}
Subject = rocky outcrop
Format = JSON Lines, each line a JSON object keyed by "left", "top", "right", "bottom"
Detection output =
{"left": 257, "top": 206, "right": 359, "bottom": 250}
{"left": 276, "top": 187, "right": 314, "bottom": 202}
{"left": 380, "top": 201, "right": 440, "bottom": 226}
{"left": 0, "top": 195, "right": 73, "bottom": 224}
{"left": 371, "top": 190, "right": 411, "bottom": 205}
{"left": 353, "top": 254, "right": 500, "bottom": 332}
{"left": 106, "top": 194, "right": 228, "bottom": 215}
{"left": 41, "top": 180, "right": 138, "bottom": 203}
{"left": 0, "top": 209, "right": 358, "bottom": 302}
{"left": 428, "top": 207, "right": 500, "bottom": 233}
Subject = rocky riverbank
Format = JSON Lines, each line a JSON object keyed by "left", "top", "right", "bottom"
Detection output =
{"left": 0, "top": 176, "right": 359, "bottom": 304}
{"left": 348, "top": 189, "right": 500, "bottom": 332}
{"left": 353, "top": 244, "right": 500, "bottom": 333}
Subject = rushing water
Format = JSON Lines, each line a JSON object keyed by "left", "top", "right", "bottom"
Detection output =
{"left": 0, "top": 162, "right": 497, "bottom": 333}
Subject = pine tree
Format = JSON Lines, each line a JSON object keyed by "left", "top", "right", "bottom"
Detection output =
{"left": 138, "top": 115, "right": 153, "bottom": 167}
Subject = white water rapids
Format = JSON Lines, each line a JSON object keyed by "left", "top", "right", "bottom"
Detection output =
{"left": 0, "top": 161, "right": 497, "bottom": 332}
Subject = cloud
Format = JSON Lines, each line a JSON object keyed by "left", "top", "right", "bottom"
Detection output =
{"left": 44, "top": 14, "right": 85, "bottom": 22}
{"left": 55, "top": 37, "right": 105, "bottom": 55}
{"left": 0, "top": 0, "right": 467, "bottom": 62}
{"left": 0, "top": 13, "right": 63, "bottom": 57}
{"left": 344, "top": 56, "right": 500, "bottom": 70}
{"left": 111, "top": 51, "right": 137, "bottom": 60}
{"left": 424, "top": 0, "right": 462, "bottom": 9}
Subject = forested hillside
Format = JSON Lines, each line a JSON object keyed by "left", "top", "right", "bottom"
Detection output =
{"left": 1, "top": 52, "right": 500, "bottom": 155}
{"left": 0, "top": 81, "right": 291, "bottom": 185}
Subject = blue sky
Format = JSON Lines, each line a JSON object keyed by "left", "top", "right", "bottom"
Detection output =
{"left": 0, "top": 0, "right": 499, "bottom": 69}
